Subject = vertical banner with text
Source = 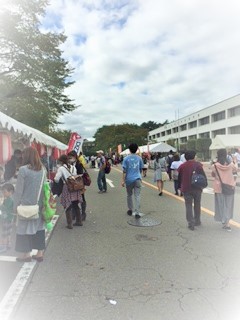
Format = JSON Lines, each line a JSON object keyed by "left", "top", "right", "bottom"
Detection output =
{"left": 67, "top": 132, "right": 83, "bottom": 156}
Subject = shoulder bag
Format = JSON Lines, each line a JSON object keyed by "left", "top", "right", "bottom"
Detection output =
{"left": 64, "top": 166, "right": 85, "bottom": 192}
{"left": 82, "top": 167, "right": 91, "bottom": 186}
{"left": 17, "top": 169, "right": 45, "bottom": 220}
{"left": 214, "top": 164, "right": 235, "bottom": 195}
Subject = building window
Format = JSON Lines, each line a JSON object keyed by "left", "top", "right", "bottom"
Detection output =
{"left": 152, "top": 135, "right": 156, "bottom": 139}
{"left": 199, "top": 132, "right": 210, "bottom": 138}
{"left": 199, "top": 116, "right": 210, "bottom": 126}
{"left": 212, "top": 111, "right": 225, "bottom": 122}
{"left": 188, "top": 121, "right": 197, "bottom": 129}
{"left": 188, "top": 135, "right": 197, "bottom": 140}
{"left": 229, "top": 125, "right": 240, "bottom": 134}
{"left": 161, "top": 132, "right": 165, "bottom": 136}
{"left": 228, "top": 105, "right": 240, "bottom": 117}
{"left": 180, "top": 124, "right": 187, "bottom": 131}
{"left": 173, "top": 127, "right": 179, "bottom": 133}
{"left": 167, "top": 129, "right": 171, "bottom": 135}
{"left": 157, "top": 133, "right": 160, "bottom": 138}
{"left": 212, "top": 128, "right": 226, "bottom": 138}
{"left": 180, "top": 137, "right": 187, "bottom": 143}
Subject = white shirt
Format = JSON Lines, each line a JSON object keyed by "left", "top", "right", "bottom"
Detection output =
{"left": 54, "top": 165, "right": 76, "bottom": 183}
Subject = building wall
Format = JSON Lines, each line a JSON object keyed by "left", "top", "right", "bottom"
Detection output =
{"left": 148, "top": 94, "right": 240, "bottom": 146}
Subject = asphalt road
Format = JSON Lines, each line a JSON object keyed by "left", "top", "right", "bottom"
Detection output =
{"left": 1, "top": 165, "right": 240, "bottom": 320}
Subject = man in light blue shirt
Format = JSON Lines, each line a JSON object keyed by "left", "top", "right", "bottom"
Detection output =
{"left": 122, "top": 143, "right": 143, "bottom": 219}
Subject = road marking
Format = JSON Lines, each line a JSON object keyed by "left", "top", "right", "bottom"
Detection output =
{"left": 106, "top": 178, "right": 115, "bottom": 188}
{"left": 0, "top": 215, "right": 59, "bottom": 320}
{"left": 113, "top": 167, "right": 240, "bottom": 229}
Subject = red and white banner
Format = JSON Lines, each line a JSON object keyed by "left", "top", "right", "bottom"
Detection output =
{"left": 67, "top": 132, "right": 83, "bottom": 156}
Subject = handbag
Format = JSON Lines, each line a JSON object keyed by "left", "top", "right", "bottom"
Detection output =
{"left": 191, "top": 164, "right": 208, "bottom": 189}
{"left": 63, "top": 165, "right": 85, "bottom": 192}
{"left": 66, "top": 175, "right": 85, "bottom": 192}
{"left": 17, "top": 169, "right": 45, "bottom": 220}
{"left": 214, "top": 165, "right": 235, "bottom": 195}
{"left": 82, "top": 168, "right": 91, "bottom": 186}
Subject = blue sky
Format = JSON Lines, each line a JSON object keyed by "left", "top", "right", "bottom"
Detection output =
{"left": 42, "top": 0, "right": 240, "bottom": 139}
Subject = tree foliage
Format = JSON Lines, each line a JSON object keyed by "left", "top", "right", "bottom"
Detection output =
{"left": 94, "top": 123, "right": 148, "bottom": 153}
{"left": 0, "top": 0, "right": 77, "bottom": 133}
{"left": 49, "top": 129, "right": 71, "bottom": 145}
{"left": 140, "top": 120, "right": 169, "bottom": 131}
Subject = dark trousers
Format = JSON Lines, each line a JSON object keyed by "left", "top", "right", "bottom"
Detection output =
{"left": 183, "top": 189, "right": 202, "bottom": 226}
{"left": 173, "top": 180, "right": 179, "bottom": 194}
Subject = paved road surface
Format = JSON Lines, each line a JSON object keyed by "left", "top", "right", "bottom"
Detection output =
{"left": 1, "top": 165, "right": 240, "bottom": 320}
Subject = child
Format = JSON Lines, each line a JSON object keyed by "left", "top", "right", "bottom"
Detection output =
{"left": 0, "top": 183, "right": 15, "bottom": 253}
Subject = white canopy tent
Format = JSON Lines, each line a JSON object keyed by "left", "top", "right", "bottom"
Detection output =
{"left": 120, "top": 142, "right": 176, "bottom": 155}
{"left": 0, "top": 111, "right": 67, "bottom": 150}
{"left": 209, "top": 134, "right": 240, "bottom": 158}
{"left": 150, "top": 142, "right": 176, "bottom": 153}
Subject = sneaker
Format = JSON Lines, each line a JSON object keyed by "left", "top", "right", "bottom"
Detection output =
{"left": 135, "top": 214, "right": 141, "bottom": 219}
{"left": 102, "top": 190, "right": 107, "bottom": 193}
{"left": 98, "top": 190, "right": 104, "bottom": 194}
{"left": 188, "top": 225, "right": 194, "bottom": 231}
{"left": 127, "top": 209, "right": 132, "bottom": 216}
{"left": 223, "top": 225, "right": 231, "bottom": 232}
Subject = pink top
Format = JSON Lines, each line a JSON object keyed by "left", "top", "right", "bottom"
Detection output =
{"left": 211, "top": 162, "right": 237, "bottom": 193}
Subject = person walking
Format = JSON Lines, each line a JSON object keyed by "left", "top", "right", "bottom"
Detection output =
{"left": 97, "top": 150, "right": 107, "bottom": 193}
{"left": 153, "top": 153, "right": 167, "bottom": 196}
{"left": 142, "top": 154, "right": 149, "bottom": 177}
{"left": 166, "top": 150, "right": 174, "bottom": 180}
{"left": 170, "top": 153, "right": 183, "bottom": 196}
{"left": 211, "top": 148, "right": 237, "bottom": 231}
{"left": 14, "top": 147, "right": 46, "bottom": 262}
{"left": 4, "top": 149, "right": 22, "bottom": 182}
{"left": 54, "top": 154, "right": 83, "bottom": 228}
{"left": 68, "top": 150, "right": 87, "bottom": 221}
{"left": 0, "top": 183, "right": 15, "bottom": 253}
{"left": 121, "top": 143, "right": 143, "bottom": 219}
{"left": 178, "top": 150, "right": 207, "bottom": 231}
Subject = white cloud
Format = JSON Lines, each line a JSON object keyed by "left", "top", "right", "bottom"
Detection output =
{"left": 44, "top": 0, "right": 240, "bottom": 138}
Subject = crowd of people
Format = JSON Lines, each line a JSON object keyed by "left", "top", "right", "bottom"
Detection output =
{"left": 0, "top": 144, "right": 239, "bottom": 261}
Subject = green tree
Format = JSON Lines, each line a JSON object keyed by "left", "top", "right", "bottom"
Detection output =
{"left": 140, "top": 120, "right": 169, "bottom": 131}
{"left": 49, "top": 129, "right": 71, "bottom": 145}
{"left": 196, "top": 138, "right": 211, "bottom": 161}
{"left": 187, "top": 139, "right": 197, "bottom": 151}
{"left": 94, "top": 123, "right": 148, "bottom": 153}
{"left": 0, "top": 0, "right": 76, "bottom": 133}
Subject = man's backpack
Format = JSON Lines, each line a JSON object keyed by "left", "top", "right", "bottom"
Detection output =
{"left": 104, "top": 158, "right": 111, "bottom": 174}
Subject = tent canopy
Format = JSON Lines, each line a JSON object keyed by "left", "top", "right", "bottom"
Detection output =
{"left": 0, "top": 111, "right": 67, "bottom": 150}
{"left": 150, "top": 142, "right": 176, "bottom": 153}
{"left": 120, "top": 142, "right": 176, "bottom": 155}
{"left": 209, "top": 135, "right": 240, "bottom": 150}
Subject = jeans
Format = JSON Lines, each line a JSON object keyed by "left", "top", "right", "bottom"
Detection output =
{"left": 126, "top": 179, "right": 142, "bottom": 213}
{"left": 97, "top": 170, "right": 107, "bottom": 191}
{"left": 183, "top": 189, "right": 202, "bottom": 226}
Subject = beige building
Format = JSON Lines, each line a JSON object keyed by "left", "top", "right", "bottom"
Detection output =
{"left": 148, "top": 94, "right": 240, "bottom": 147}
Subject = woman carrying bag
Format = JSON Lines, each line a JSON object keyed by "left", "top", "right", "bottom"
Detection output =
{"left": 54, "top": 155, "right": 83, "bottom": 229}
{"left": 68, "top": 150, "right": 88, "bottom": 221}
{"left": 211, "top": 148, "right": 238, "bottom": 231}
{"left": 14, "top": 147, "right": 46, "bottom": 262}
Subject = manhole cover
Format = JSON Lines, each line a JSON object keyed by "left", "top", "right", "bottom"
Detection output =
{"left": 128, "top": 216, "right": 162, "bottom": 227}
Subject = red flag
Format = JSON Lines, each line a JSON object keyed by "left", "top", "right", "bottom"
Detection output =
{"left": 67, "top": 132, "right": 83, "bottom": 156}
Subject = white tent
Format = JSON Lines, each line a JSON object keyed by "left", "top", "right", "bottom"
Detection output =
{"left": 0, "top": 111, "right": 67, "bottom": 150}
{"left": 120, "top": 142, "right": 176, "bottom": 155}
{"left": 209, "top": 134, "right": 240, "bottom": 158}
{"left": 150, "top": 142, "right": 176, "bottom": 153}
